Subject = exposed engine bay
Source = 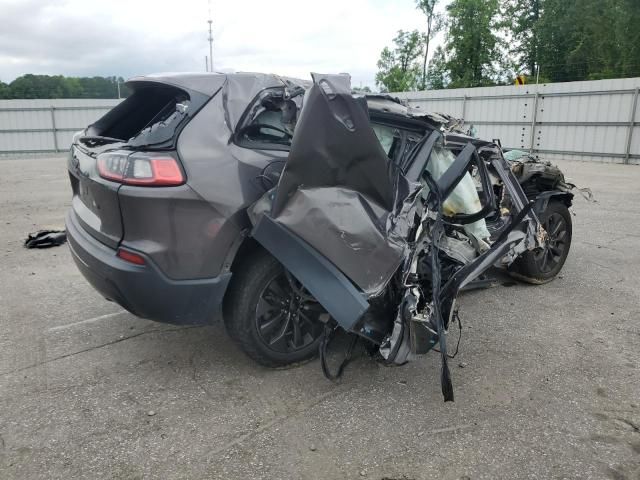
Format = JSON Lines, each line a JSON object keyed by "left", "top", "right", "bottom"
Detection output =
{"left": 248, "top": 73, "right": 578, "bottom": 401}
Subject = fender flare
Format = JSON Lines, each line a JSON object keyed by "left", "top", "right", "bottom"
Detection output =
{"left": 533, "top": 190, "right": 573, "bottom": 215}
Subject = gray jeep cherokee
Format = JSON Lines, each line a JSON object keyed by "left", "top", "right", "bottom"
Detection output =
{"left": 66, "top": 72, "right": 573, "bottom": 397}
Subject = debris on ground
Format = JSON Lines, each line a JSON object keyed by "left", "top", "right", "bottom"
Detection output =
{"left": 24, "top": 229, "right": 67, "bottom": 249}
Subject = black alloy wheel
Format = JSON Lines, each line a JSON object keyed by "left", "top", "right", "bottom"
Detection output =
{"left": 509, "top": 200, "right": 572, "bottom": 284}
{"left": 255, "top": 271, "right": 325, "bottom": 354}
{"left": 225, "top": 249, "right": 326, "bottom": 367}
{"left": 533, "top": 210, "right": 569, "bottom": 274}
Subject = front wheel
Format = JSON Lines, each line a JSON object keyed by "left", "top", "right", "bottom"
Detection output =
{"left": 224, "top": 249, "right": 325, "bottom": 367}
{"left": 509, "top": 200, "right": 572, "bottom": 284}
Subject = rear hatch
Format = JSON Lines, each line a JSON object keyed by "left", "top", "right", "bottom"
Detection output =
{"left": 67, "top": 81, "right": 210, "bottom": 248}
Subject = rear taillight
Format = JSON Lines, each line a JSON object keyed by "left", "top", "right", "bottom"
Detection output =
{"left": 116, "top": 248, "right": 146, "bottom": 265}
{"left": 97, "top": 152, "right": 185, "bottom": 186}
{"left": 97, "top": 152, "right": 129, "bottom": 182}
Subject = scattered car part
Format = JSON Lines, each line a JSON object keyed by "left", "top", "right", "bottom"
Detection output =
{"left": 25, "top": 230, "right": 67, "bottom": 248}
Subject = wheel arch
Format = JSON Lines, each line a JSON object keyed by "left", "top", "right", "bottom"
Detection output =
{"left": 533, "top": 190, "right": 573, "bottom": 215}
{"left": 221, "top": 233, "right": 265, "bottom": 313}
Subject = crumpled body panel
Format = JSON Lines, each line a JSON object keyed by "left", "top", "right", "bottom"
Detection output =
{"left": 274, "top": 187, "right": 405, "bottom": 296}
{"left": 271, "top": 73, "right": 395, "bottom": 216}
{"left": 255, "top": 73, "right": 419, "bottom": 296}
{"left": 246, "top": 72, "right": 569, "bottom": 401}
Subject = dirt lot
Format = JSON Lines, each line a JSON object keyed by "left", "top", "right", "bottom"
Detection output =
{"left": 0, "top": 156, "right": 639, "bottom": 480}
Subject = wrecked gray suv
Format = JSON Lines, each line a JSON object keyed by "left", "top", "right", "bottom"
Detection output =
{"left": 66, "top": 72, "right": 574, "bottom": 400}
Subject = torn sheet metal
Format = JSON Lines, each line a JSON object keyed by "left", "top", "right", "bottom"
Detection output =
{"left": 272, "top": 187, "right": 405, "bottom": 296}
{"left": 252, "top": 214, "right": 369, "bottom": 331}
{"left": 247, "top": 72, "right": 574, "bottom": 402}
{"left": 254, "top": 73, "right": 421, "bottom": 297}
{"left": 221, "top": 74, "right": 311, "bottom": 134}
{"left": 271, "top": 73, "right": 395, "bottom": 215}
{"left": 365, "top": 94, "right": 467, "bottom": 132}
{"left": 506, "top": 148, "right": 594, "bottom": 202}
{"left": 377, "top": 131, "right": 551, "bottom": 401}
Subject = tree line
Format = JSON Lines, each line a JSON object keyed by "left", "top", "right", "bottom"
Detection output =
{"left": 376, "top": 0, "right": 640, "bottom": 92}
{"left": 0, "top": 75, "right": 129, "bottom": 99}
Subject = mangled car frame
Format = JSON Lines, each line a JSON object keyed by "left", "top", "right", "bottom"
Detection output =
{"left": 249, "top": 74, "right": 574, "bottom": 400}
{"left": 66, "top": 72, "right": 574, "bottom": 401}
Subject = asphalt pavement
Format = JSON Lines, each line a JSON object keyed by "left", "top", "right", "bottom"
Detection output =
{"left": 0, "top": 156, "right": 639, "bottom": 480}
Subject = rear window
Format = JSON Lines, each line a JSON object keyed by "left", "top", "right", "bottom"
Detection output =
{"left": 85, "top": 84, "right": 205, "bottom": 148}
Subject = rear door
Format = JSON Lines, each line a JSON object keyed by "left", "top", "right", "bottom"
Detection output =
{"left": 68, "top": 144, "right": 128, "bottom": 248}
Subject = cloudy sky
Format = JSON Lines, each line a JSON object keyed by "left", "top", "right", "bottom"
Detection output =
{"left": 0, "top": 0, "right": 447, "bottom": 88}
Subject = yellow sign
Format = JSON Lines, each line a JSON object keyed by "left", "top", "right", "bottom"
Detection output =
{"left": 515, "top": 75, "right": 526, "bottom": 85}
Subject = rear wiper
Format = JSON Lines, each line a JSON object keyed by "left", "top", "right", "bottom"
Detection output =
{"left": 139, "top": 99, "right": 179, "bottom": 132}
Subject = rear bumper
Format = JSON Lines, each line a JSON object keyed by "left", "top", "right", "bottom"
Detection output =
{"left": 65, "top": 210, "right": 231, "bottom": 325}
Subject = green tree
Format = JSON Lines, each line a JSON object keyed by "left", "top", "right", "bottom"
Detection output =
{"left": 3, "top": 74, "right": 128, "bottom": 99}
{"left": 444, "top": 0, "right": 502, "bottom": 88}
{"left": 425, "top": 46, "right": 449, "bottom": 89}
{"left": 65, "top": 77, "right": 83, "bottom": 97}
{"left": 375, "top": 30, "right": 424, "bottom": 92}
{"left": 531, "top": 0, "right": 569, "bottom": 81}
{"left": 8, "top": 75, "right": 32, "bottom": 98}
{"left": 567, "top": 0, "right": 619, "bottom": 80}
{"left": 618, "top": 0, "right": 640, "bottom": 78}
{"left": 0, "top": 81, "right": 9, "bottom": 99}
{"left": 416, "top": 0, "right": 444, "bottom": 89}
{"left": 503, "top": 0, "right": 542, "bottom": 77}
{"left": 534, "top": 0, "right": 640, "bottom": 82}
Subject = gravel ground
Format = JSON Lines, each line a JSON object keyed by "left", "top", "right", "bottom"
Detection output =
{"left": 0, "top": 156, "right": 639, "bottom": 480}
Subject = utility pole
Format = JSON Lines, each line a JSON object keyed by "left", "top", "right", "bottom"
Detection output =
{"left": 207, "top": 0, "right": 213, "bottom": 71}
{"left": 205, "top": 56, "right": 209, "bottom": 72}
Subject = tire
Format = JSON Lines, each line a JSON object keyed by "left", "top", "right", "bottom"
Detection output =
{"left": 509, "top": 200, "right": 572, "bottom": 284}
{"left": 224, "top": 249, "right": 325, "bottom": 367}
